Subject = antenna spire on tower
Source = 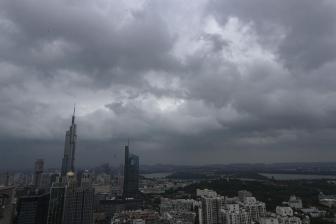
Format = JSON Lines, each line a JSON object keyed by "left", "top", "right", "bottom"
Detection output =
{"left": 72, "top": 104, "right": 76, "bottom": 124}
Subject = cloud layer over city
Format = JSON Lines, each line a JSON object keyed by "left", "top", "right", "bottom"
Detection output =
{"left": 1, "top": 0, "right": 336, "bottom": 169}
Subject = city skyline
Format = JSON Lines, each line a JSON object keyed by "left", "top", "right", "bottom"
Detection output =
{"left": 1, "top": 0, "right": 336, "bottom": 169}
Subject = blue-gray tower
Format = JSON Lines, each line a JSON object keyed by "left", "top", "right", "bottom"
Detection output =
{"left": 123, "top": 144, "right": 139, "bottom": 199}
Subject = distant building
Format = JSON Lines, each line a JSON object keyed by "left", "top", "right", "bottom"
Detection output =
{"left": 0, "top": 173, "right": 13, "bottom": 187}
{"left": 260, "top": 217, "right": 279, "bottom": 224}
{"left": 160, "top": 198, "right": 197, "bottom": 224}
{"left": 276, "top": 206, "right": 293, "bottom": 217}
{"left": 201, "top": 193, "right": 224, "bottom": 224}
{"left": 241, "top": 197, "right": 266, "bottom": 223}
{"left": 261, "top": 212, "right": 302, "bottom": 224}
{"left": 318, "top": 192, "right": 336, "bottom": 208}
{"left": 0, "top": 186, "right": 15, "bottom": 224}
{"left": 277, "top": 216, "right": 302, "bottom": 224}
{"left": 301, "top": 207, "right": 326, "bottom": 218}
{"left": 197, "top": 189, "right": 218, "bottom": 198}
{"left": 288, "top": 195, "right": 303, "bottom": 209}
{"left": 33, "top": 159, "right": 44, "bottom": 189}
{"left": 111, "top": 175, "right": 123, "bottom": 197}
{"left": 96, "top": 198, "right": 144, "bottom": 221}
{"left": 16, "top": 193, "right": 49, "bottom": 224}
{"left": 123, "top": 144, "right": 139, "bottom": 199}
{"left": 111, "top": 210, "right": 160, "bottom": 224}
{"left": 40, "top": 173, "right": 58, "bottom": 190}
{"left": 238, "top": 190, "right": 253, "bottom": 203}
{"left": 220, "top": 204, "right": 250, "bottom": 224}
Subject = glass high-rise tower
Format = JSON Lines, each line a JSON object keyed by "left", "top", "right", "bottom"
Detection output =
{"left": 123, "top": 144, "right": 139, "bottom": 199}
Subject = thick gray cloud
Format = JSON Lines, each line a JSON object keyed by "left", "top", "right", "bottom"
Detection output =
{"left": 0, "top": 0, "right": 336, "bottom": 169}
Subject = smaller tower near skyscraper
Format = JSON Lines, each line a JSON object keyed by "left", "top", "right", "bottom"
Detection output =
{"left": 33, "top": 159, "right": 44, "bottom": 188}
{"left": 61, "top": 106, "right": 77, "bottom": 176}
{"left": 123, "top": 143, "right": 139, "bottom": 199}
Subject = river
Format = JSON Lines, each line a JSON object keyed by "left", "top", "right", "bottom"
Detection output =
{"left": 260, "top": 173, "right": 336, "bottom": 180}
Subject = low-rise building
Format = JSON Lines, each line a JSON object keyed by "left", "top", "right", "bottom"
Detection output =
{"left": 276, "top": 207, "right": 293, "bottom": 217}
{"left": 288, "top": 195, "right": 303, "bottom": 209}
{"left": 260, "top": 217, "right": 279, "bottom": 224}
{"left": 197, "top": 189, "right": 218, "bottom": 198}
{"left": 0, "top": 186, "right": 15, "bottom": 224}
{"left": 111, "top": 210, "right": 160, "bottom": 224}
{"left": 300, "top": 207, "right": 326, "bottom": 218}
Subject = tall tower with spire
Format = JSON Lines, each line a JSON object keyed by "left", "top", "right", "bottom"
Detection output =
{"left": 61, "top": 106, "right": 77, "bottom": 176}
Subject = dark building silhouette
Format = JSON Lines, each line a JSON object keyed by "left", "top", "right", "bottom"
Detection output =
{"left": 16, "top": 193, "right": 49, "bottom": 224}
{"left": 47, "top": 177, "right": 66, "bottom": 224}
{"left": 62, "top": 172, "right": 94, "bottom": 224}
{"left": 61, "top": 107, "right": 77, "bottom": 176}
{"left": 123, "top": 144, "right": 139, "bottom": 199}
{"left": 0, "top": 186, "right": 15, "bottom": 224}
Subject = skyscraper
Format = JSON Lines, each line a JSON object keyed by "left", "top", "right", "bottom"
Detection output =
{"left": 33, "top": 159, "right": 44, "bottom": 188}
{"left": 123, "top": 144, "right": 139, "bottom": 199}
{"left": 61, "top": 107, "right": 77, "bottom": 176}
{"left": 48, "top": 108, "right": 94, "bottom": 224}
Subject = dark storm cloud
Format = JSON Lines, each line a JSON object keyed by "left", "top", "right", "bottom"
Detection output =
{"left": 208, "top": 0, "right": 336, "bottom": 70}
{"left": 1, "top": 0, "right": 336, "bottom": 169}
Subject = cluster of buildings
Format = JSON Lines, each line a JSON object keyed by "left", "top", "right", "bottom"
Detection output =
{"left": 0, "top": 109, "right": 334, "bottom": 224}
{"left": 198, "top": 189, "right": 266, "bottom": 224}
{"left": 160, "top": 198, "right": 199, "bottom": 223}
{"left": 260, "top": 206, "right": 304, "bottom": 224}
{"left": 318, "top": 192, "right": 336, "bottom": 208}
{"left": 140, "top": 178, "right": 195, "bottom": 195}
{"left": 13, "top": 109, "right": 96, "bottom": 224}
{"left": 197, "top": 189, "right": 312, "bottom": 224}
{"left": 111, "top": 210, "right": 160, "bottom": 224}
{"left": 0, "top": 109, "right": 144, "bottom": 224}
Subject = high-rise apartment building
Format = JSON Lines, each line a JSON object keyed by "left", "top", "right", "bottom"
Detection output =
{"left": 242, "top": 197, "right": 266, "bottom": 223}
{"left": 220, "top": 204, "right": 250, "bottom": 224}
{"left": 123, "top": 144, "right": 139, "bottom": 199}
{"left": 201, "top": 194, "right": 225, "bottom": 224}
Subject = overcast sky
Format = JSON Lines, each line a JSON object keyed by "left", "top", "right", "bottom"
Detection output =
{"left": 1, "top": 0, "right": 336, "bottom": 169}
